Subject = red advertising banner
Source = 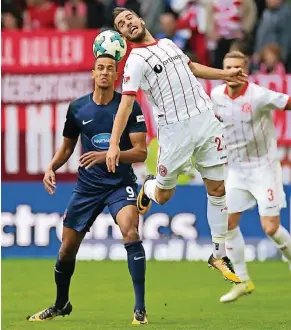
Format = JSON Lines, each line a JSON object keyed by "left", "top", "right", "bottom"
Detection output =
{"left": 1, "top": 30, "right": 291, "bottom": 181}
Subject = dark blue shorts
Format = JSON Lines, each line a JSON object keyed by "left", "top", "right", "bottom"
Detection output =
{"left": 63, "top": 184, "right": 138, "bottom": 232}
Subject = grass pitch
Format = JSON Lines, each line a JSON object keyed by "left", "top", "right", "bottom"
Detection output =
{"left": 2, "top": 260, "right": 291, "bottom": 329}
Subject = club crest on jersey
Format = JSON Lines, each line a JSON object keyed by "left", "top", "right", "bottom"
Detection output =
{"left": 123, "top": 75, "right": 130, "bottom": 83}
{"left": 242, "top": 103, "right": 252, "bottom": 113}
{"left": 159, "top": 164, "right": 167, "bottom": 177}
{"left": 91, "top": 133, "right": 111, "bottom": 150}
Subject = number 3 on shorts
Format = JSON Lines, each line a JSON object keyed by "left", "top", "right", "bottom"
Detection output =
{"left": 267, "top": 189, "right": 274, "bottom": 201}
{"left": 126, "top": 186, "right": 135, "bottom": 198}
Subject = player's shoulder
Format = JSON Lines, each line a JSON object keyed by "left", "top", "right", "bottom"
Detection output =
{"left": 248, "top": 82, "right": 264, "bottom": 91}
{"left": 211, "top": 84, "right": 227, "bottom": 99}
{"left": 129, "top": 47, "right": 151, "bottom": 62}
{"left": 69, "top": 93, "right": 93, "bottom": 113}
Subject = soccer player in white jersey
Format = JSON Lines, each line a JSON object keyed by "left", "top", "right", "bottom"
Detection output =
{"left": 211, "top": 51, "right": 291, "bottom": 303}
{"left": 106, "top": 7, "right": 247, "bottom": 284}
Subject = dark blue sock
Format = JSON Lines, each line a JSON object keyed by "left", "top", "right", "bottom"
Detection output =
{"left": 125, "top": 240, "right": 146, "bottom": 311}
{"left": 54, "top": 258, "right": 75, "bottom": 309}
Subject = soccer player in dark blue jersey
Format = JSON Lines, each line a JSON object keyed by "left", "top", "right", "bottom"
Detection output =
{"left": 27, "top": 54, "right": 148, "bottom": 325}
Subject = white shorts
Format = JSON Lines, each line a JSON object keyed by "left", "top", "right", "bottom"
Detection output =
{"left": 156, "top": 110, "right": 227, "bottom": 189}
{"left": 226, "top": 161, "right": 286, "bottom": 216}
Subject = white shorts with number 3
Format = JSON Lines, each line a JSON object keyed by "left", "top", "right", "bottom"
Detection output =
{"left": 226, "top": 161, "right": 286, "bottom": 216}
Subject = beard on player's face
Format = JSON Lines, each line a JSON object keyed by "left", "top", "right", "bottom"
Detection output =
{"left": 125, "top": 24, "right": 146, "bottom": 42}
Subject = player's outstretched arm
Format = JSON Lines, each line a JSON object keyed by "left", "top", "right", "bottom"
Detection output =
{"left": 106, "top": 95, "right": 136, "bottom": 173}
{"left": 43, "top": 137, "right": 78, "bottom": 194}
{"left": 188, "top": 62, "right": 248, "bottom": 83}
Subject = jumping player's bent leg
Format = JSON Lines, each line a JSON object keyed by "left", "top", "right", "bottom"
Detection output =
{"left": 137, "top": 175, "right": 176, "bottom": 215}
{"left": 27, "top": 227, "right": 85, "bottom": 321}
{"left": 138, "top": 118, "right": 195, "bottom": 215}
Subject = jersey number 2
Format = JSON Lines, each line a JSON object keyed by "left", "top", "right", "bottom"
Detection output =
{"left": 215, "top": 137, "right": 223, "bottom": 151}
{"left": 126, "top": 186, "right": 135, "bottom": 198}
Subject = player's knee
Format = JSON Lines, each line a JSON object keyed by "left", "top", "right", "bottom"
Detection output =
{"left": 121, "top": 227, "right": 140, "bottom": 243}
{"left": 155, "top": 189, "right": 173, "bottom": 205}
{"left": 262, "top": 220, "right": 279, "bottom": 236}
{"left": 155, "top": 195, "right": 169, "bottom": 205}
{"left": 59, "top": 244, "right": 78, "bottom": 261}
{"left": 206, "top": 180, "right": 225, "bottom": 197}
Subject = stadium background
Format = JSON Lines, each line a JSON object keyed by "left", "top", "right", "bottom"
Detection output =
{"left": 2, "top": 0, "right": 291, "bottom": 261}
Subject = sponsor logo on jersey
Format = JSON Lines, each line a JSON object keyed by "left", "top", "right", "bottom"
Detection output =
{"left": 136, "top": 115, "right": 145, "bottom": 122}
{"left": 162, "top": 54, "right": 182, "bottom": 66}
{"left": 91, "top": 133, "right": 111, "bottom": 150}
{"left": 159, "top": 164, "right": 167, "bottom": 177}
{"left": 154, "top": 64, "right": 163, "bottom": 74}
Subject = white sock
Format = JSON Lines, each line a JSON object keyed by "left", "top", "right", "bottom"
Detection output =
{"left": 226, "top": 227, "right": 250, "bottom": 281}
{"left": 268, "top": 225, "right": 291, "bottom": 263}
{"left": 207, "top": 194, "right": 227, "bottom": 259}
{"left": 144, "top": 179, "right": 159, "bottom": 204}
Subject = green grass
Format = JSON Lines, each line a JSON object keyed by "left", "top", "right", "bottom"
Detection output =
{"left": 2, "top": 260, "right": 291, "bottom": 329}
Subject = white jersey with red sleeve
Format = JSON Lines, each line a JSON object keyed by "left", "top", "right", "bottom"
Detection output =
{"left": 210, "top": 82, "right": 290, "bottom": 169}
{"left": 122, "top": 38, "right": 212, "bottom": 126}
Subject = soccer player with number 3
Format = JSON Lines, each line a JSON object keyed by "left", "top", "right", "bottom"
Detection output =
{"left": 106, "top": 7, "right": 247, "bottom": 284}
{"left": 211, "top": 51, "right": 291, "bottom": 303}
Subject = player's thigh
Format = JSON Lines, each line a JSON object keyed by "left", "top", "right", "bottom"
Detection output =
{"left": 106, "top": 184, "right": 140, "bottom": 242}
{"left": 250, "top": 163, "right": 286, "bottom": 217}
{"left": 105, "top": 183, "right": 138, "bottom": 222}
{"left": 228, "top": 212, "right": 243, "bottom": 230}
{"left": 156, "top": 122, "right": 194, "bottom": 190}
{"left": 194, "top": 111, "right": 227, "bottom": 172}
{"left": 63, "top": 191, "right": 105, "bottom": 233}
{"left": 116, "top": 205, "right": 140, "bottom": 242}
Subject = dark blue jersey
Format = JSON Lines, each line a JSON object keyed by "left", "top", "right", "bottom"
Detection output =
{"left": 63, "top": 92, "right": 147, "bottom": 194}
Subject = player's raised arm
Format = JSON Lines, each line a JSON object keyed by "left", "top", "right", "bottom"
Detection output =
{"left": 43, "top": 104, "right": 79, "bottom": 194}
{"left": 188, "top": 61, "right": 248, "bottom": 83}
{"left": 106, "top": 53, "right": 146, "bottom": 173}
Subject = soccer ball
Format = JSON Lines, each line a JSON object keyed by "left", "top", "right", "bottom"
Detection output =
{"left": 93, "top": 30, "right": 127, "bottom": 62}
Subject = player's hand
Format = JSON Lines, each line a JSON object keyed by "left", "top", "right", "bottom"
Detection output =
{"left": 106, "top": 144, "right": 120, "bottom": 173}
{"left": 79, "top": 151, "right": 106, "bottom": 169}
{"left": 225, "top": 68, "right": 248, "bottom": 84}
{"left": 43, "top": 169, "right": 56, "bottom": 195}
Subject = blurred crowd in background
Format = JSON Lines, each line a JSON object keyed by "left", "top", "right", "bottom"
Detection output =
{"left": 2, "top": 0, "right": 291, "bottom": 72}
